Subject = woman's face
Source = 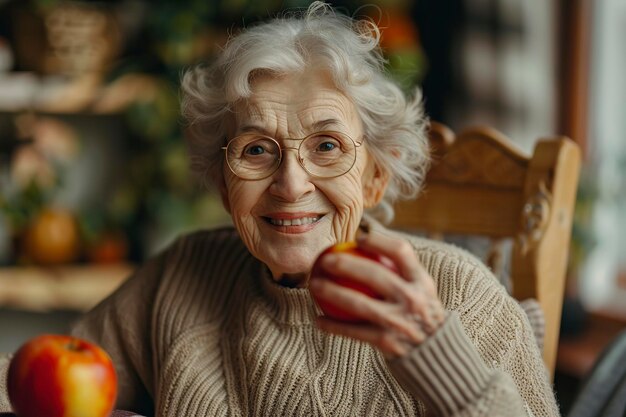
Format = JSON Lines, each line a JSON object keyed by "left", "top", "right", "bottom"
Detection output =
{"left": 221, "top": 69, "right": 388, "bottom": 283}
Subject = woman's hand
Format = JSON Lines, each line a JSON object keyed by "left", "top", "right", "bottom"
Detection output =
{"left": 309, "top": 232, "right": 446, "bottom": 358}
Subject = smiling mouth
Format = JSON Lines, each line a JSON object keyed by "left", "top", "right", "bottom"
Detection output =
{"left": 263, "top": 216, "right": 322, "bottom": 226}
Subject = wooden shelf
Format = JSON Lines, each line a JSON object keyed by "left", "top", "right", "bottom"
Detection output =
{"left": 0, "top": 264, "right": 134, "bottom": 312}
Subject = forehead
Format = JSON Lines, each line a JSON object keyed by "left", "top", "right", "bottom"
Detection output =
{"left": 234, "top": 70, "right": 362, "bottom": 133}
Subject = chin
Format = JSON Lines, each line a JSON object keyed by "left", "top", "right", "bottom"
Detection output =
{"left": 267, "top": 258, "right": 315, "bottom": 279}
{"left": 258, "top": 244, "right": 317, "bottom": 275}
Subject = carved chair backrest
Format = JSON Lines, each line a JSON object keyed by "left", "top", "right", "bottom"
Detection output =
{"left": 391, "top": 122, "right": 581, "bottom": 380}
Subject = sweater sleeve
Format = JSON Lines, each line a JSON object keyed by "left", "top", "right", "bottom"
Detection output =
{"left": 386, "top": 313, "right": 534, "bottom": 416}
{"left": 69, "top": 252, "right": 166, "bottom": 416}
{"left": 384, "top": 244, "right": 560, "bottom": 416}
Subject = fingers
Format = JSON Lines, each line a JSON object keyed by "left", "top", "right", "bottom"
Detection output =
{"left": 315, "top": 250, "right": 437, "bottom": 325}
{"left": 315, "top": 252, "right": 409, "bottom": 302}
{"left": 357, "top": 232, "right": 435, "bottom": 291}
{"left": 310, "top": 279, "right": 426, "bottom": 343}
{"left": 310, "top": 232, "right": 449, "bottom": 357}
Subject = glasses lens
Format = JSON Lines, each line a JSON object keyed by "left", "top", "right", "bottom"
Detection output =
{"left": 226, "top": 135, "right": 280, "bottom": 179}
{"left": 300, "top": 132, "right": 356, "bottom": 177}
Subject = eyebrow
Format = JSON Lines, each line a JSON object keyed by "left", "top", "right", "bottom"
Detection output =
{"left": 238, "top": 124, "right": 272, "bottom": 136}
{"left": 237, "top": 119, "right": 346, "bottom": 137}
{"left": 311, "top": 118, "right": 346, "bottom": 131}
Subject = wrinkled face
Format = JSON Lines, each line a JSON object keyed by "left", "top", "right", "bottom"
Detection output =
{"left": 221, "top": 69, "right": 388, "bottom": 284}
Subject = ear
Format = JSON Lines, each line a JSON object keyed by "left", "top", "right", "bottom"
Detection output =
{"left": 363, "top": 159, "right": 390, "bottom": 208}
{"left": 218, "top": 178, "right": 231, "bottom": 214}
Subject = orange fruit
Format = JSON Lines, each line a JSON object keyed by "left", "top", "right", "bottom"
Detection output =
{"left": 23, "top": 208, "right": 81, "bottom": 265}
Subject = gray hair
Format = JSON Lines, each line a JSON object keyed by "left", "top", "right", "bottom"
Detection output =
{"left": 181, "top": 1, "right": 429, "bottom": 223}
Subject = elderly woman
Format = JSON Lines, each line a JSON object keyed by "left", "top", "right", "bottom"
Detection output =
{"left": 0, "top": 2, "right": 559, "bottom": 416}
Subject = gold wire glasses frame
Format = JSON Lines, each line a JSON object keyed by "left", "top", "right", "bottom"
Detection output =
{"left": 221, "top": 130, "right": 363, "bottom": 181}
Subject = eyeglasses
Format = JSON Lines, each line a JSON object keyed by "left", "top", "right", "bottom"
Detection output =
{"left": 221, "top": 130, "right": 363, "bottom": 180}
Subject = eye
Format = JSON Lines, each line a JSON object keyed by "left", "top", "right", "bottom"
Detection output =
{"left": 317, "top": 141, "right": 336, "bottom": 152}
{"left": 239, "top": 137, "right": 276, "bottom": 157}
{"left": 245, "top": 145, "right": 265, "bottom": 155}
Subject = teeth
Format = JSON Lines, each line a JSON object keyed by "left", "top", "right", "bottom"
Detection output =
{"left": 268, "top": 217, "right": 319, "bottom": 226}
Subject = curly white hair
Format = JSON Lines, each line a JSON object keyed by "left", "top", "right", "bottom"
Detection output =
{"left": 180, "top": 1, "right": 430, "bottom": 223}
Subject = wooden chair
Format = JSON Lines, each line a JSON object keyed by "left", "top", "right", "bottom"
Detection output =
{"left": 391, "top": 122, "right": 581, "bottom": 380}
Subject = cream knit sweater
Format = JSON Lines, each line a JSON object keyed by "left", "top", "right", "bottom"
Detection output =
{"left": 0, "top": 225, "right": 560, "bottom": 416}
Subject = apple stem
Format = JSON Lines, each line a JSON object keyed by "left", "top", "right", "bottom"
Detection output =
{"left": 66, "top": 338, "right": 82, "bottom": 352}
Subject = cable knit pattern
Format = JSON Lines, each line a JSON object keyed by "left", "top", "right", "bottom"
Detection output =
{"left": 0, "top": 224, "right": 559, "bottom": 416}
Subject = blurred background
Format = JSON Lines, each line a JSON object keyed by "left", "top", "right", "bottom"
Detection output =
{"left": 0, "top": 0, "right": 624, "bottom": 412}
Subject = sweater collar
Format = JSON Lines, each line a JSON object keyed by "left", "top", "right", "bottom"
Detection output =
{"left": 258, "top": 264, "right": 321, "bottom": 325}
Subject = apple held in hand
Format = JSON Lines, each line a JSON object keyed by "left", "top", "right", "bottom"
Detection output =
{"left": 311, "top": 241, "right": 399, "bottom": 323}
{"left": 8, "top": 334, "right": 117, "bottom": 417}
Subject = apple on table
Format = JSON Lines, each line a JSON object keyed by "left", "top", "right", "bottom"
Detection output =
{"left": 7, "top": 334, "right": 117, "bottom": 417}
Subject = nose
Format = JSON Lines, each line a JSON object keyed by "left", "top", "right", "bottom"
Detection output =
{"left": 268, "top": 149, "right": 315, "bottom": 202}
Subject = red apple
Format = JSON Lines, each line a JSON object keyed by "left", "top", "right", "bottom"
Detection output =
{"left": 311, "top": 241, "right": 399, "bottom": 323}
{"left": 7, "top": 334, "right": 117, "bottom": 417}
